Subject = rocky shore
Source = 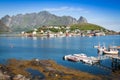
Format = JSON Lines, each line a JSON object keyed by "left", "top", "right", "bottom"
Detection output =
{"left": 0, "top": 59, "right": 120, "bottom": 80}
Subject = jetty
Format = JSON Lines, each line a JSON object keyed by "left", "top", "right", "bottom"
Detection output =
{"left": 64, "top": 52, "right": 120, "bottom": 64}
{"left": 64, "top": 54, "right": 100, "bottom": 65}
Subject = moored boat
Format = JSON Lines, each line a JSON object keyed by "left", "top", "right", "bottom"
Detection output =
{"left": 73, "top": 53, "right": 87, "bottom": 58}
{"left": 64, "top": 53, "right": 100, "bottom": 64}
{"left": 67, "top": 56, "right": 80, "bottom": 62}
{"left": 103, "top": 48, "right": 119, "bottom": 55}
{"left": 103, "top": 50, "right": 119, "bottom": 55}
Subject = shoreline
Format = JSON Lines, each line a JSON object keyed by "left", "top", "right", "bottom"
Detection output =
{"left": 0, "top": 59, "right": 103, "bottom": 80}
{"left": 0, "top": 59, "right": 120, "bottom": 80}
{"left": 0, "top": 33, "right": 119, "bottom": 37}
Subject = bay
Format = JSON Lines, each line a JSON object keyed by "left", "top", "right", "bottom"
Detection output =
{"left": 0, "top": 35, "right": 120, "bottom": 75}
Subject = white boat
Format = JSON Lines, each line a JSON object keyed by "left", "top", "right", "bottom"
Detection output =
{"left": 64, "top": 53, "right": 87, "bottom": 62}
{"left": 82, "top": 59, "right": 93, "bottom": 65}
{"left": 82, "top": 57, "right": 99, "bottom": 65}
{"left": 73, "top": 53, "right": 87, "bottom": 58}
{"left": 64, "top": 54, "right": 100, "bottom": 64}
{"left": 67, "top": 56, "right": 80, "bottom": 62}
{"left": 103, "top": 49, "right": 119, "bottom": 55}
{"left": 63, "top": 55, "right": 72, "bottom": 60}
{"left": 103, "top": 46, "right": 119, "bottom": 55}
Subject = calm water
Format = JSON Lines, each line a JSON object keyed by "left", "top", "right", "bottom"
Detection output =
{"left": 0, "top": 35, "right": 120, "bottom": 75}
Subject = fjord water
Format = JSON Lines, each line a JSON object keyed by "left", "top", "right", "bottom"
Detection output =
{"left": 0, "top": 35, "right": 120, "bottom": 75}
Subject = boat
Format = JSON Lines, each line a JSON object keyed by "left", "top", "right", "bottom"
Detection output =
{"left": 73, "top": 53, "right": 87, "bottom": 61}
{"left": 64, "top": 53, "right": 87, "bottom": 62}
{"left": 67, "top": 56, "right": 80, "bottom": 62}
{"left": 63, "top": 55, "right": 72, "bottom": 60}
{"left": 82, "top": 56, "right": 99, "bottom": 65}
{"left": 103, "top": 48, "right": 119, "bottom": 55}
{"left": 73, "top": 53, "right": 87, "bottom": 58}
{"left": 103, "top": 50, "right": 119, "bottom": 55}
{"left": 64, "top": 54, "right": 100, "bottom": 64}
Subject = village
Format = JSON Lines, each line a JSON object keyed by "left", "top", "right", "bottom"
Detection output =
{"left": 20, "top": 25, "right": 109, "bottom": 38}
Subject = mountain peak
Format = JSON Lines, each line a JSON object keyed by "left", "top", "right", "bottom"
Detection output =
{"left": 39, "top": 11, "right": 50, "bottom": 15}
{"left": 77, "top": 16, "right": 87, "bottom": 23}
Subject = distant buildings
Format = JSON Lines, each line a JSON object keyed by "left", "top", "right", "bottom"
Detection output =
{"left": 21, "top": 25, "right": 109, "bottom": 37}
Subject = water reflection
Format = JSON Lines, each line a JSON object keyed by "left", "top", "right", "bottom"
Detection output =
{"left": 27, "top": 68, "right": 45, "bottom": 79}
{"left": 33, "top": 37, "right": 37, "bottom": 40}
{"left": 97, "top": 52, "right": 120, "bottom": 72}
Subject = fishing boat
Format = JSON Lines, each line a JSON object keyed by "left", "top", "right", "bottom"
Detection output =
{"left": 103, "top": 48, "right": 119, "bottom": 55}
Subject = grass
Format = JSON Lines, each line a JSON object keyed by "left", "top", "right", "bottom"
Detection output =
{"left": 70, "top": 23, "right": 106, "bottom": 31}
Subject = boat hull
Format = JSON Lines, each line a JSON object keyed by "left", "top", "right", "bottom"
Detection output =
{"left": 103, "top": 51, "right": 119, "bottom": 55}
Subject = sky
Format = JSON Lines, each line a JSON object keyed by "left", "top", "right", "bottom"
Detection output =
{"left": 0, "top": 0, "right": 120, "bottom": 32}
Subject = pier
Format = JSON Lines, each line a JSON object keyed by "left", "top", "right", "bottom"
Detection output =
{"left": 64, "top": 54, "right": 100, "bottom": 65}
{"left": 64, "top": 53, "right": 120, "bottom": 72}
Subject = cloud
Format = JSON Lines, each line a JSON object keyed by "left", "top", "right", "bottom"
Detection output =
{"left": 42, "top": 6, "right": 87, "bottom": 12}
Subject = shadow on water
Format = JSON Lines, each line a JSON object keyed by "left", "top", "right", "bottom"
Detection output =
{"left": 95, "top": 51, "right": 120, "bottom": 72}
{"left": 26, "top": 68, "right": 45, "bottom": 80}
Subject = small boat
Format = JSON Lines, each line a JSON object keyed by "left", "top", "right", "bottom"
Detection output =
{"left": 67, "top": 56, "right": 80, "bottom": 62}
{"left": 82, "top": 56, "right": 99, "bottom": 65}
{"left": 64, "top": 53, "right": 87, "bottom": 62}
{"left": 103, "top": 48, "right": 119, "bottom": 55}
{"left": 64, "top": 54, "right": 100, "bottom": 64}
{"left": 63, "top": 55, "right": 72, "bottom": 60}
{"left": 73, "top": 53, "right": 87, "bottom": 58}
{"left": 82, "top": 58, "right": 93, "bottom": 65}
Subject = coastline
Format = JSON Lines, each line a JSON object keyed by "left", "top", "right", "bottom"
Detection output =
{"left": 0, "top": 59, "right": 120, "bottom": 80}
{"left": 0, "top": 59, "right": 102, "bottom": 80}
{"left": 0, "top": 32, "right": 119, "bottom": 37}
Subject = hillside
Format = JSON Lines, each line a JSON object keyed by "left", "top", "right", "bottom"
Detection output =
{"left": 70, "top": 23, "right": 106, "bottom": 31}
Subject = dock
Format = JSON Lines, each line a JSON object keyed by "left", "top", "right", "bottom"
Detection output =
{"left": 64, "top": 54, "right": 120, "bottom": 72}
{"left": 64, "top": 54, "right": 100, "bottom": 65}
{"left": 64, "top": 53, "right": 120, "bottom": 65}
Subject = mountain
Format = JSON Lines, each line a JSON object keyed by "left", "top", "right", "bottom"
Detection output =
{"left": 77, "top": 16, "right": 87, "bottom": 23}
{"left": 1, "top": 11, "right": 84, "bottom": 32}
{"left": 0, "top": 20, "right": 10, "bottom": 32}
